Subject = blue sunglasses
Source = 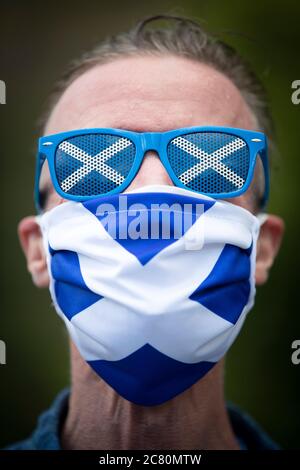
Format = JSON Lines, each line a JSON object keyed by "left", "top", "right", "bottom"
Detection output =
{"left": 35, "top": 126, "right": 269, "bottom": 212}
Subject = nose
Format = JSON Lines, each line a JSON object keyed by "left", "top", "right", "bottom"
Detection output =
{"left": 125, "top": 151, "right": 173, "bottom": 191}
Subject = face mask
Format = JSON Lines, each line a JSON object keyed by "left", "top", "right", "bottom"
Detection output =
{"left": 37, "top": 185, "right": 261, "bottom": 406}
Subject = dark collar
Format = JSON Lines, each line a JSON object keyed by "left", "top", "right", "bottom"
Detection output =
{"left": 5, "top": 388, "right": 281, "bottom": 450}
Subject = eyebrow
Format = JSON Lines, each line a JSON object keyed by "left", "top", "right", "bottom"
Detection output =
{"left": 108, "top": 125, "right": 173, "bottom": 133}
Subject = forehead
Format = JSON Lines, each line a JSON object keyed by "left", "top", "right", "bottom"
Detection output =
{"left": 45, "top": 55, "right": 256, "bottom": 134}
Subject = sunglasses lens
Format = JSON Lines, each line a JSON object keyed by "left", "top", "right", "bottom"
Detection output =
{"left": 55, "top": 134, "right": 136, "bottom": 196}
{"left": 167, "top": 132, "right": 250, "bottom": 195}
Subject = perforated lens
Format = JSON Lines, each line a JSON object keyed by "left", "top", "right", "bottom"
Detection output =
{"left": 167, "top": 132, "right": 250, "bottom": 195}
{"left": 55, "top": 133, "right": 136, "bottom": 197}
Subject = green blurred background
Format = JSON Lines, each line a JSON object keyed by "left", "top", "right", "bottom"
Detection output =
{"left": 0, "top": 0, "right": 299, "bottom": 449}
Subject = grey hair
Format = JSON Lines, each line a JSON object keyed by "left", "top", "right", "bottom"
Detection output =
{"left": 38, "top": 14, "right": 274, "bottom": 143}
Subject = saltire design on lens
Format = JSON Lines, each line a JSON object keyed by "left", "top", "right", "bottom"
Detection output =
{"left": 35, "top": 126, "right": 269, "bottom": 212}
{"left": 56, "top": 134, "right": 135, "bottom": 195}
{"left": 167, "top": 132, "right": 249, "bottom": 193}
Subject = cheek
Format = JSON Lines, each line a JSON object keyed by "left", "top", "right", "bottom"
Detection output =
{"left": 45, "top": 191, "right": 65, "bottom": 212}
{"left": 224, "top": 159, "right": 264, "bottom": 214}
{"left": 224, "top": 192, "right": 255, "bottom": 213}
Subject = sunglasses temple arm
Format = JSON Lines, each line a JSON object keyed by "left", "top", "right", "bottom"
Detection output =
{"left": 260, "top": 145, "right": 270, "bottom": 209}
{"left": 34, "top": 152, "right": 46, "bottom": 214}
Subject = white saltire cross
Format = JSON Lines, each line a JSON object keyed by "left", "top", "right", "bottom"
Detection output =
{"left": 59, "top": 138, "right": 132, "bottom": 192}
{"left": 47, "top": 201, "right": 253, "bottom": 364}
{"left": 173, "top": 136, "right": 246, "bottom": 188}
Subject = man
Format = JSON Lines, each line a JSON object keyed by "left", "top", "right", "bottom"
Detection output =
{"left": 12, "top": 15, "right": 283, "bottom": 450}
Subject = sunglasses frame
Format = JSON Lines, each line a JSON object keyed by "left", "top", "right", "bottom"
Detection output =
{"left": 35, "top": 125, "right": 269, "bottom": 212}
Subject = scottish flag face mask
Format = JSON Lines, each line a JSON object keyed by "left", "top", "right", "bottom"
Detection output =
{"left": 38, "top": 185, "right": 261, "bottom": 406}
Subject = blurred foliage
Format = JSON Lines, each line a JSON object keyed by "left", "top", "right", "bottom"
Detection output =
{"left": 0, "top": 0, "right": 299, "bottom": 449}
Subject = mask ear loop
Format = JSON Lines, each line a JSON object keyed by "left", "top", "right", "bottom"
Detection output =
{"left": 34, "top": 214, "right": 50, "bottom": 261}
{"left": 34, "top": 214, "right": 42, "bottom": 227}
{"left": 257, "top": 212, "right": 268, "bottom": 228}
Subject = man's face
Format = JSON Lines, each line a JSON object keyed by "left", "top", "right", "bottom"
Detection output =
{"left": 42, "top": 55, "right": 260, "bottom": 212}
{"left": 19, "top": 55, "right": 284, "bottom": 287}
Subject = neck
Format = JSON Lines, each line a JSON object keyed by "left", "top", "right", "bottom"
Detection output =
{"left": 61, "top": 344, "right": 239, "bottom": 450}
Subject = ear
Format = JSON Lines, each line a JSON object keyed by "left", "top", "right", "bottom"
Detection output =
{"left": 255, "top": 214, "right": 284, "bottom": 285}
{"left": 18, "top": 216, "right": 49, "bottom": 288}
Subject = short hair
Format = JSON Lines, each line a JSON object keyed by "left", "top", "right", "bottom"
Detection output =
{"left": 38, "top": 14, "right": 273, "bottom": 211}
{"left": 39, "top": 14, "right": 274, "bottom": 141}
